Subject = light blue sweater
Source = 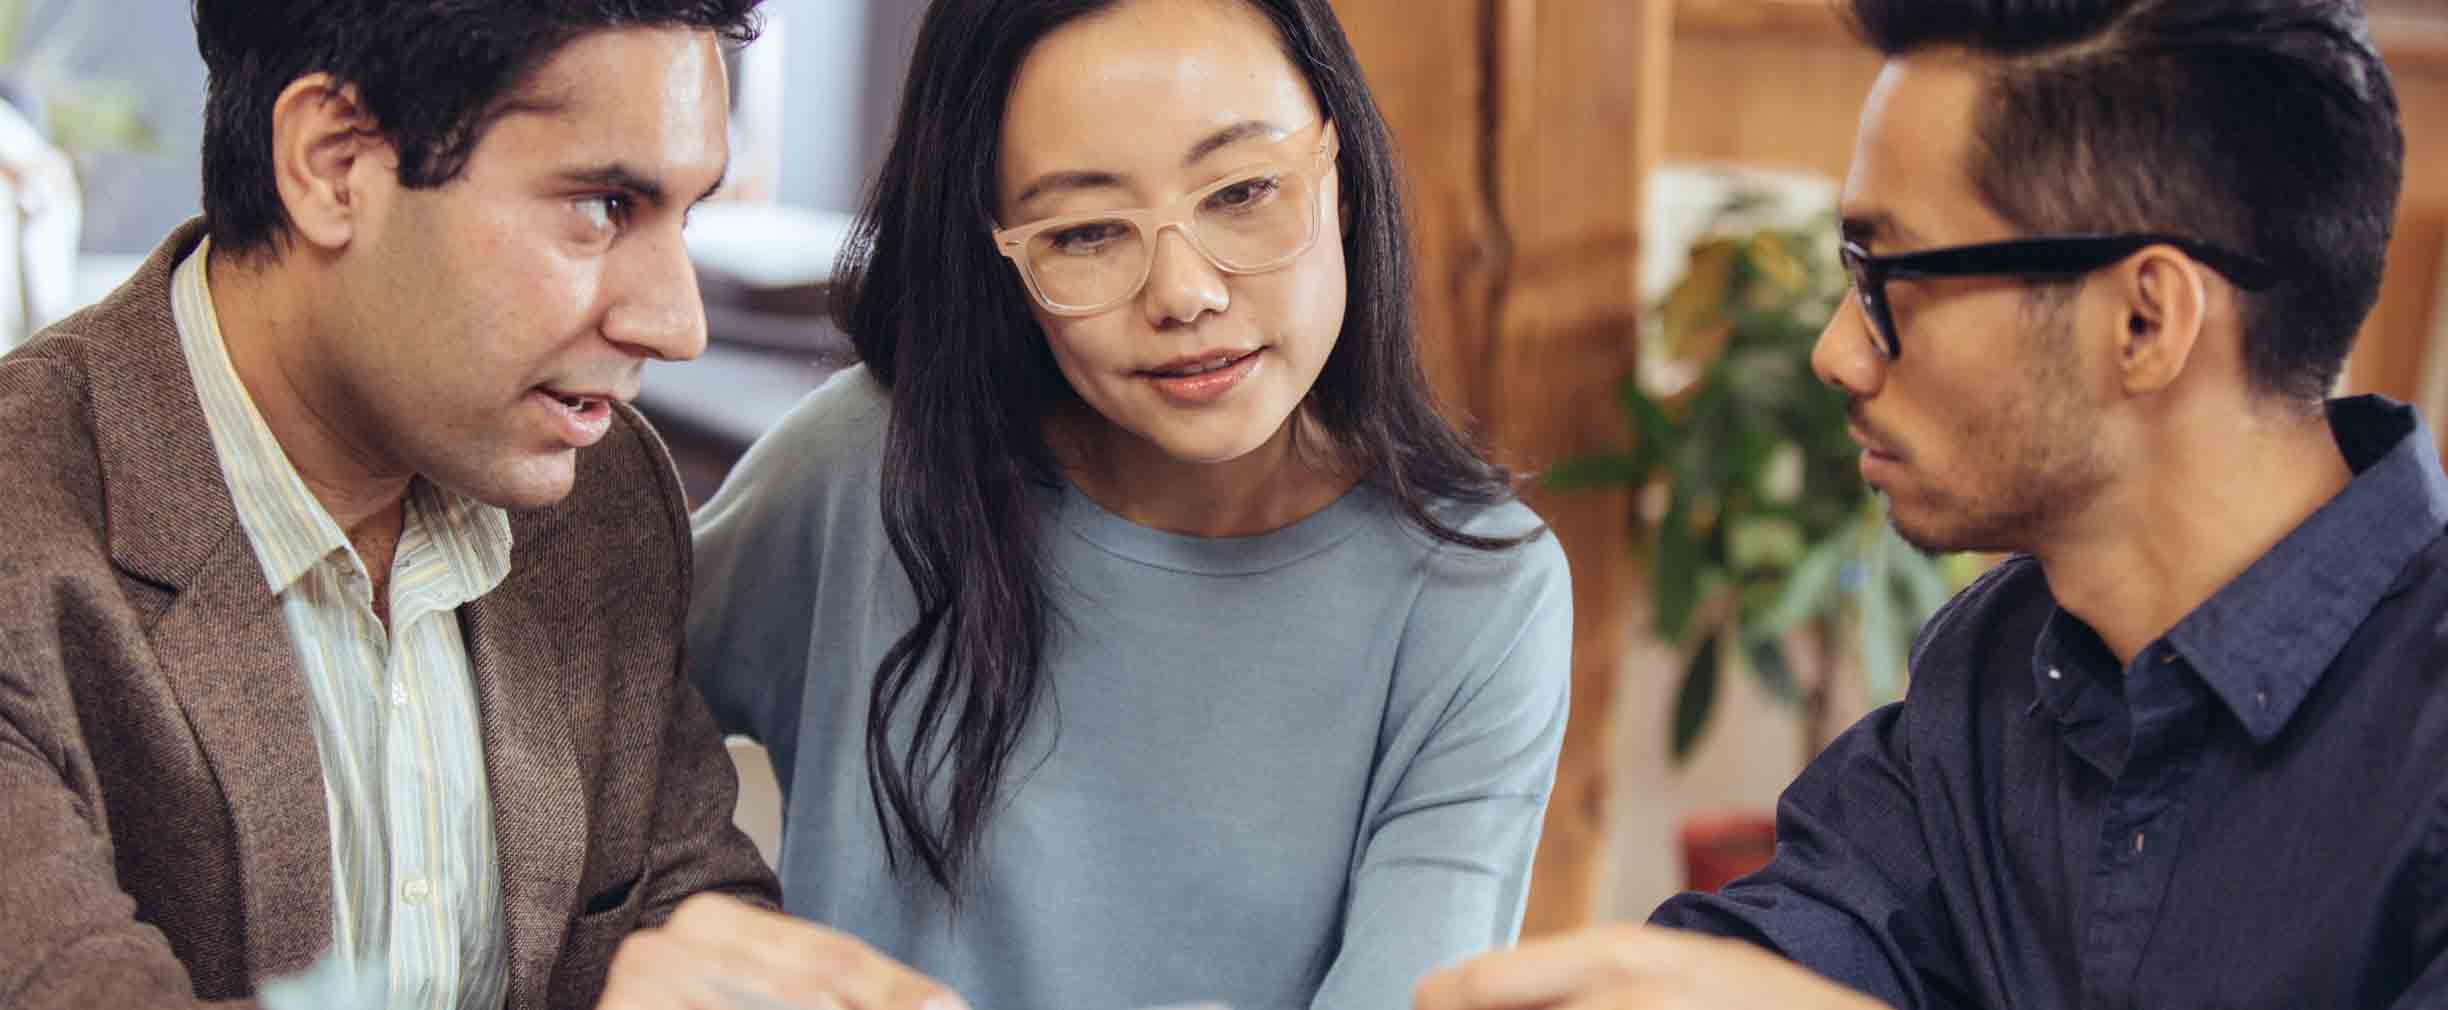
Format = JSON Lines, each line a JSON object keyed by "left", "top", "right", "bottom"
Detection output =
{"left": 687, "top": 366, "right": 1572, "bottom": 1010}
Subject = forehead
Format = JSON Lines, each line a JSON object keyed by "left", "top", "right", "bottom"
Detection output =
{"left": 997, "top": 0, "right": 1318, "bottom": 181}
{"left": 466, "top": 26, "right": 730, "bottom": 178}
{"left": 1842, "top": 49, "right": 2019, "bottom": 247}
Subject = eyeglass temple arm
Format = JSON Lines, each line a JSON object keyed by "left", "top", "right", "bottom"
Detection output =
{"left": 1878, "top": 236, "right": 2280, "bottom": 290}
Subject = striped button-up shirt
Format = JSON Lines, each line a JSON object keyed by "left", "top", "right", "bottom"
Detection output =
{"left": 172, "top": 240, "right": 512, "bottom": 1010}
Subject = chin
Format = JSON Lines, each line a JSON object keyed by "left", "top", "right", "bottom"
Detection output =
{"left": 1151, "top": 426, "right": 1281, "bottom": 465}
{"left": 1886, "top": 498, "right": 2021, "bottom": 556}
{"left": 443, "top": 453, "right": 580, "bottom": 512}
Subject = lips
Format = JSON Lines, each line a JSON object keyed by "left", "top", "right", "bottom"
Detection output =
{"left": 1140, "top": 348, "right": 1261, "bottom": 378}
{"left": 533, "top": 386, "right": 618, "bottom": 448}
{"left": 1845, "top": 411, "right": 1905, "bottom": 460}
{"left": 1138, "top": 347, "right": 1264, "bottom": 405}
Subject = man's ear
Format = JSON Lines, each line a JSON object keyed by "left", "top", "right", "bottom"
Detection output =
{"left": 268, "top": 74, "right": 389, "bottom": 252}
{"left": 2106, "top": 245, "right": 2211, "bottom": 397}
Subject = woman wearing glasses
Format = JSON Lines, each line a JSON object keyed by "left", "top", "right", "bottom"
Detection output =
{"left": 686, "top": 0, "right": 1571, "bottom": 1008}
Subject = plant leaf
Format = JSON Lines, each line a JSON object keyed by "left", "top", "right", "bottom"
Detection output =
{"left": 1752, "top": 533, "right": 1848, "bottom": 638}
{"left": 1671, "top": 635, "right": 1723, "bottom": 765}
{"left": 1544, "top": 452, "right": 1650, "bottom": 490}
{"left": 1619, "top": 378, "right": 1676, "bottom": 451}
{"left": 1652, "top": 493, "right": 1704, "bottom": 639}
{"left": 1662, "top": 240, "right": 1739, "bottom": 364}
{"left": 1727, "top": 515, "right": 1805, "bottom": 572}
{"left": 1741, "top": 634, "right": 1802, "bottom": 705}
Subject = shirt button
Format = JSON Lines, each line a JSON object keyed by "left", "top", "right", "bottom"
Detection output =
{"left": 402, "top": 878, "right": 431, "bottom": 904}
{"left": 2047, "top": 667, "right": 2063, "bottom": 681}
{"left": 391, "top": 683, "right": 410, "bottom": 707}
{"left": 2133, "top": 831, "right": 2146, "bottom": 854}
{"left": 2255, "top": 689, "right": 2270, "bottom": 708}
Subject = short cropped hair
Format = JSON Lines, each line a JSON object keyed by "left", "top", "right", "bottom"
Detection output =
{"left": 1847, "top": 0, "right": 2404, "bottom": 401}
{"left": 194, "top": 0, "right": 763, "bottom": 257}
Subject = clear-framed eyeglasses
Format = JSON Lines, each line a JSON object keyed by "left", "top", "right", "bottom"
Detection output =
{"left": 990, "top": 123, "right": 1340, "bottom": 317}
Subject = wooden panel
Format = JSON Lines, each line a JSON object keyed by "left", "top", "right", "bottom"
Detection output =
{"left": 1340, "top": 0, "right": 1657, "bottom": 933}
{"left": 1337, "top": 0, "right": 1502, "bottom": 424}
{"left": 1663, "top": 29, "right": 1877, "bottom": 179}
{"left": 1481, "top": 0, "right": 1658, "bottom": 934}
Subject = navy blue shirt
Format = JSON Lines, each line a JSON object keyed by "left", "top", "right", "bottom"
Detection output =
{"left": 1653, "top": 396, "right": 2448, "bottom": 1009}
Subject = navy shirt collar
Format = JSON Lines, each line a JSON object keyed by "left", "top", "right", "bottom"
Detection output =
{"left": 2031, "top": 396, "right": 2448, "bottom": 746}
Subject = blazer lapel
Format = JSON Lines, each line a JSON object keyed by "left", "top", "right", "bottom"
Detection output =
{"left": 148, "top": 529, "right": 336, "bottom": 982}
{"left": 464, "top": 585, "right": 588, "bottom": 1010}
{"left": 89, "top": 221, "right": 334, "bottom": 983}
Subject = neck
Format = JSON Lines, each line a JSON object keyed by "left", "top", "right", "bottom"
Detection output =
{"left": 2035, "top": 400, "right": 2348, "bottom": 666}
{"left": 1052, "top": 406, "right": 1355, "bottom": 538}
{"left": 205, "top": 245, "right": 414, "bottom": 545}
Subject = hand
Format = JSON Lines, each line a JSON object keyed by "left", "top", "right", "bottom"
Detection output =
{"left": 596, "top": 893, "right": 966, "bottom": 1010}
{"left": 1415, "top": 924, "right": 1890, "bottom": 1010}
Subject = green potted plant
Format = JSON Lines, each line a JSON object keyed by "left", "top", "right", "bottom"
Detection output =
{"left": 1551, "top": 192, "right": 1971, "bottom": 889}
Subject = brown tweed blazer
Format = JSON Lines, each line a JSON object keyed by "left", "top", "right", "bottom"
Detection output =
{"left": 0, "top": 222, "right": 780, "bottom": 1009}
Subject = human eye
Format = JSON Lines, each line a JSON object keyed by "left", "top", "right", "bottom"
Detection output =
{"left": 1202, "top": 174, "right": 1284, "bottom": 214}
{"left": 573, "top": 194, "right": 632, "bottom": 236}
{"left": 1046, "top": 220, "right": 1133, "bottom": 255}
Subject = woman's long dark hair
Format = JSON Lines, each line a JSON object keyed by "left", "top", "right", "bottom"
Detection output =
{"left": 833, "top": 0, "right": 1537, "bottom": 897}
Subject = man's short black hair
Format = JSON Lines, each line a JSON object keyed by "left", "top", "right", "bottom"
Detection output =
{"left": 1846, "top": 0, "right": 2403, "bottom": 403}
{"left": 194, "top": 0, "right": 763, "bottom": 257}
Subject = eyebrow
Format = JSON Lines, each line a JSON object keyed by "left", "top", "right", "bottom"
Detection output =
{"left": 1183, "top": 120, "right": 1286, "bottom": 166}
{"left": 1840, "top": 210, "right": 1923, "bottom": 250}
{"left": 1011, "top": 120, "right": 1289, "bottom": 206}
{"left": 558, "top": 160, "right": 731, "bottom": 209}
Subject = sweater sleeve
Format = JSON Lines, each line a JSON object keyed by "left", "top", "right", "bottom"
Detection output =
{"left": 1309, "top": 526, "right": 1574, "bottom": 1010}
{"left": 686, "top": 367, "right": 885, "bottom": 750}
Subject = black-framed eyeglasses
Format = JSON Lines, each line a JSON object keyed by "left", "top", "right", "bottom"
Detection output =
{"left": 1837, "top": 234, "right": 2282, "bottom": 360}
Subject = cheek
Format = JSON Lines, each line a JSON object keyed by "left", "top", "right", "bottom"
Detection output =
{"left": 1034, "top": 312, "right": 1136, "bottom": 393}
{"left": 1235, "top": 231, "right": 1349, "bottom": 357}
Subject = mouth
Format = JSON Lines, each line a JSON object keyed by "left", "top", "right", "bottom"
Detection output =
{"left": 1139, "top": 347, "right": 1263, "bottom": 378}
{"left": 1845, "top": 410, "right": 1905, "bottom": 460}
{"left": 1137, "top": 347, "right": 1266, "bottom": 405}
{"left": 532, "top": 385, "right": 621, "bottom": 448}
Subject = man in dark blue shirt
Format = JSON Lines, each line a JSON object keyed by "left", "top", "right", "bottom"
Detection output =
{"left": 1415, "top": 0, "right": 2433, "bottom": 1008}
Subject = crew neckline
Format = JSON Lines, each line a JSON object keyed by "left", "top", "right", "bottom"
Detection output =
{"left": 1049, "top": 477, "right": 1380, "bottom": 576}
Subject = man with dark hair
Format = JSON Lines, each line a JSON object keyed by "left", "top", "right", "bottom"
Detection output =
{"left": 1416, "top": 1, "right": 2437, "bottom": 1008}
{"left": 0, "top": 4, "right": 952, "bottom": 1009}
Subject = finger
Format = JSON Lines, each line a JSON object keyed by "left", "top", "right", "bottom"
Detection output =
{"left": 755, "top": 922, "right": 961, "bottom": 1010}
{"left": 1546, "top": 981, "right": 1685, "bottom": 1010}
{"left": 599, "top": 929, "right": 728, "bottom": 1010}
{"left": 704, "top": 975, "right": 844, "bottom": 1010}
{"left": 1415, "top": 926, "right": 1712, "bottom": 1010}
{"left": 663, "top": 894, "right": 963, "bottom": 1010}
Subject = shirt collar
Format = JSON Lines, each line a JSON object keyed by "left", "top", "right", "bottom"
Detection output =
{"left": 171, "top": 239, "right": 514, "bottom": 597}
{"left": 2055, "top": 396, "right": 2448, "bottom": 746}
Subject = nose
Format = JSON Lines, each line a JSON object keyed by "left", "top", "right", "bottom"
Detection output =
{"left": 1140, "top": 225, "right": 1229, "bottom": 327}
{"left": 601, "top": 222, "right": 709, "bottom": 363}
{"left": 1812, "top": 293, "right": 1886, "bottom": 400}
